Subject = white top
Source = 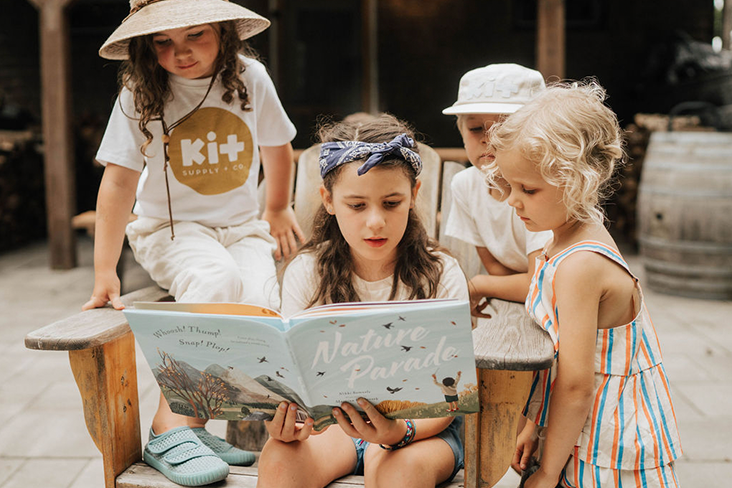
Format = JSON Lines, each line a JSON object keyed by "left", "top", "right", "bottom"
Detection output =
{"left": 444, "top": 166, "right": 552, "bottom": 273}
{"left": 281, "top": 251, "right": 469, "bottom": 317}
{"left": 96, "top": 56, "right": 296, "bottom": 228}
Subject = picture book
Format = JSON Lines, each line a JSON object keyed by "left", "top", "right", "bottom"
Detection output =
{"left": 123, "top": 299, "right": 479, "bottom": 430}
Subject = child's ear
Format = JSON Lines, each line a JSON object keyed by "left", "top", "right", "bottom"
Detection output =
{"left": 320, "top": 186, "right": 335, "bottom": 215}
{"left": 410, "top": 180, "right": 421, "bottom": 209}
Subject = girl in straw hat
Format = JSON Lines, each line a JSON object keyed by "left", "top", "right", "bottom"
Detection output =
{"left": 83, "top": 1, "right": 303, "bottom": 485}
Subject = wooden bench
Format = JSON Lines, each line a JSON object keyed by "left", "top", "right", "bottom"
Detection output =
{"left": 25, "top": 285, "right": 551, "bottom": 488}
{"left": 26, "top": 148, "right": 554, "bottom": 488}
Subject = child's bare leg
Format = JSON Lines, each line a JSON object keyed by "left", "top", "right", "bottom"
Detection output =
{"left": 257, "top": 427, "right": 356, "bottom": 488}
{"left": 151, "top": 392, "right": 206, "bottom": 433}
{"left": 363, "top": 437, "right": 455, "bottom": 488}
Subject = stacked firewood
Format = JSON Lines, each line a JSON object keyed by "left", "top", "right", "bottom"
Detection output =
{"left": 0, "top": 130, "right": 46, "bottom": 252}
{"left": 605, "top": 113, "right": 709, "bottom": 249}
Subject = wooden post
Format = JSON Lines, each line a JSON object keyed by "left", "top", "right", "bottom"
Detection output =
{"left": 536, "top": 0, "right": 565, "bottom": 79}
{"left": 28, "top": 0, "right": 77, "bottom": 269}
{"left": 69, "top": 331, "right": 142, "bottom": 488}
{"left": 464, "top": 369, "right": 533, "bottom": 488}
{"left": 723, "top": 0, "right": 732, "bottom": 50}
{"left": 361, "top": 0, "right": 379, "bottom": 113}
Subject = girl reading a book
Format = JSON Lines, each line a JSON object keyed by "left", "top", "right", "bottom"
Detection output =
{"left": 256, "top": 114, "right": 469, "bottom": 488}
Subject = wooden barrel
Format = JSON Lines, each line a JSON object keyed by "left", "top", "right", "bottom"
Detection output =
{"left": 637, "top": 131, "right": 732, "bottom": 300}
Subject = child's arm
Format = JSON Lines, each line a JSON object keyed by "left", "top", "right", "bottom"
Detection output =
{"left": 476, "top": 246, "right": 516, "bottom": 276}
{"left": 334, "top": 398, "right": 454, "bottom": 446}
{"left": 526, "top": 254, "right": 599, "bottom": 488}
{"left": 468, "top": 248, "right": 541, "bottom": 304}
{"left": 82, "top": 163, "right": 139, "bottom": 310}
{"left": 260, "top": 142, "right": 305, "bottom": 260}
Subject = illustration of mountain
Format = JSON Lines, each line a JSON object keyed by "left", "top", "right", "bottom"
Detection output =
{"left": 154, "top": 358, "right": 288, "bottom": 406}
{"left": 211, "top": 365, "right": 289, "bottom": 405}
{"left": 254, "top": 374, "right": 307, "bottom": 406}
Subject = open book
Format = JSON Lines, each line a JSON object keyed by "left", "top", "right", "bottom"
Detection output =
{"left": 124, "top": 299, "right": 479, "bottom": 430}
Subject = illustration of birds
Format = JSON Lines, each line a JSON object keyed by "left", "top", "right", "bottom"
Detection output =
{"left": 386, "top": 387, "right": 403, "bottom": 394}
{"left": 398, "top": 316, "right": 406, "bottom": 321}
{"left": 276, "top": 371, "right": 284, "bottom": 378}
{"left": 329, "top": 320, "right": 337, "bottom": 324}
{"left": 317, "top": 371, "right": 325, "bottom": 377}
{"left": 339, "top": 323, "right": 347, "bottom": 328}
{"left": 451, "top": 321, "right": 457, "bottom": 326}
{"left": 280, "top": 367, "right": 289, "bottom": 371}
{"left": 401, "top": 345, "right": 412, "bottom": 352}
{"left": 258, "top": 356, "right": 268, "bottom": 363}
{"left": 382, "top": 322, "right": 394, "bottom": 330}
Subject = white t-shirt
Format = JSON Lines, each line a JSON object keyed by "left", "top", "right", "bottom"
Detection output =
{"left": 444, "top": 166, "right": 552, "bottom": 273}
{"left": 281, "top": 251, "right": 469, "bottom": 317}
{"left": 96, "top": 56, "right": 296, "bottom": 228}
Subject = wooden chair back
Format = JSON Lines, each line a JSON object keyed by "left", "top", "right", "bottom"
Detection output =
{"left": 438, "top": 161, "right": 485, "bottom": 278}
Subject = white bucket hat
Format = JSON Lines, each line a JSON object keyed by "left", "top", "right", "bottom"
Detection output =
{"left": 99, "top": 0, "right": 270, "bottom": 60}
{"left": 442, "top": 63, "right": 546, "bottom": 115}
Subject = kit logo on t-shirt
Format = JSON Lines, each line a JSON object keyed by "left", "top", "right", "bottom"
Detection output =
{"left": 168, "top": 107, "right": 253, "bottom": 195}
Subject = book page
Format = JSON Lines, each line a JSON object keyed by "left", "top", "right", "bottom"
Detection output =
{"left": 285, "top": 300, "right": 479, "bottom": 430}
{"left": 124, "top": 309, "right": 306, "bottom": 422}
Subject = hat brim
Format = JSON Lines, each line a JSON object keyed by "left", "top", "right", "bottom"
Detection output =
{"left": 442, "top": 102, "right": 525, "bottom": 115}
{"left": 99, "top": 0, "right": 270, "bottom": 60}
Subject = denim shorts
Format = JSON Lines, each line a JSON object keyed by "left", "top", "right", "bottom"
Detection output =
{"left": 350, "top": 416, "right": 464, "bottom": 482}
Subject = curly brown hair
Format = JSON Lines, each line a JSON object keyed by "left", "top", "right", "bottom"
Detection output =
{"left": 297, "top": 113, "right": 445, "bottom": 307}
{"left": 118, "top": 21, "right": 257, "bottom": 155}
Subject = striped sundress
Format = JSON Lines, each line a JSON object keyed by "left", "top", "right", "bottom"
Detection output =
{"left": 524, "top": 241, "right": 682, "bottom": 488}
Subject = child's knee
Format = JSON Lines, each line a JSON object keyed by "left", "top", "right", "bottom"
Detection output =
{"left": 171, "top": 264, "right": 245, "bottom": 302}
{"left": 257, "top": 440, "right": 307, "bottom": 485}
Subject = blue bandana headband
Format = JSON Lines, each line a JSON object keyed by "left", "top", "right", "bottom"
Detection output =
{"left": 318, "top": 134, "right": 422, "bottom": 178}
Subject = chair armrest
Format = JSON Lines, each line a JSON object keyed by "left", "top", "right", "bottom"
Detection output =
{"left": 25, "top": 286, "right": 170, "bottom": 351}
{"left": 472, "top": 299, "right": 554, "bottom": 371}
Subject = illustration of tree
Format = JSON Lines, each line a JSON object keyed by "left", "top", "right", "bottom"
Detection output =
{"left": 156, "top": 349, "right": 229, "bottom": 418}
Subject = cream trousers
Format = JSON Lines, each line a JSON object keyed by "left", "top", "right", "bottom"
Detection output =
{"left": 126, "top": 217, "right": 280, "bottom": 309}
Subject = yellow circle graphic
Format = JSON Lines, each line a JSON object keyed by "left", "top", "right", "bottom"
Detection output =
{"left": 167, "top": 107, "right": 254, "bottom": 195}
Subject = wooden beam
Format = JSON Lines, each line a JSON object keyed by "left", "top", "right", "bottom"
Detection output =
{"left": 536, "top": 0, "right": 565, "bottom": 79}
{"left": 29, "top": 0, "right": 77, "bottom": 269}
{"left": 724, "top": 0, "right": 732, "bottom": 50}
{"left": 361, "top": 0, "right": 378, "bottom": 113}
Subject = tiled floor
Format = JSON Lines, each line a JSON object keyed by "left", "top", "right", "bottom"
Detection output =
{"left": 1, "top": 236, "right": 731, "bottom": 487}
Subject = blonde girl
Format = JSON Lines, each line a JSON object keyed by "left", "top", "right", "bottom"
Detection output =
{"left": 486, "top": 81, "right": 682, "bottom": 488}
{"left": 257, "top": 114, "right": 468, "bottom": 488}
{"left": 83, "top": 0, "right": 303, "bottom": 485}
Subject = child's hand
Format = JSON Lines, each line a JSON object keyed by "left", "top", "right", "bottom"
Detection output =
{"left": 332, "top": 398, "right": 404, "bottom": 446}
{"left": 471, "top": 297, "right": 493, "bottom": 319}
{"left": 512, "top": 420, "right": 539, "bottom": 473}
{"left": 264, "top": 402, "right": 315, "bottom": 443}
{"left": 262, "top": 207, "right": 306, "bottom": 261}
{"left": 468, "top": 277, "right": 493, "bottom": 319}
{"left": 82, "top": 271, "right": 124, "bottom": 311}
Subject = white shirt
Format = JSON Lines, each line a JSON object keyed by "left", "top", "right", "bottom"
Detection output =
{"left": 281, "top": 251, "right": 469, "bottom": 317}
{"left": 96, "top": 57, "right": 296, "bottom": 228}
{"left": 444, "top": 166, "right": 552, "bottom": 273}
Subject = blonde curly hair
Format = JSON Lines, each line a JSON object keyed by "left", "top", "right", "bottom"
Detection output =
{"left": 484, "top": 80, "right": 625, "bottom": 225}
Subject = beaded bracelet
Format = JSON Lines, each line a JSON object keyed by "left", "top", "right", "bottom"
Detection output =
{"left": 379, "top": 419, "right": 416, "bottom": 451}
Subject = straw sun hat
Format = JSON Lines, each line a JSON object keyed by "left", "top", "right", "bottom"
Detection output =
{"left": 99, "top": 0, "right": 271, "bottom": 60}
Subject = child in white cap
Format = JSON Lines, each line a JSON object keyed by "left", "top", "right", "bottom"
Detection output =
{"left": 83, "top": 0, "right": 303, "bottom": 485}
{"left": 442, "top": 64, "right": 552, "bottom": 314}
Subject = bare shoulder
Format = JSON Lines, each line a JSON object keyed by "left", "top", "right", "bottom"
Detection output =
{"left": 554, "top": 250, "right": 612, "bottom": 287}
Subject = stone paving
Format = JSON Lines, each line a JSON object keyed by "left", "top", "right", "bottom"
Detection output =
{"left": 1, "top": 236, "right": 731, "bottom": 488}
